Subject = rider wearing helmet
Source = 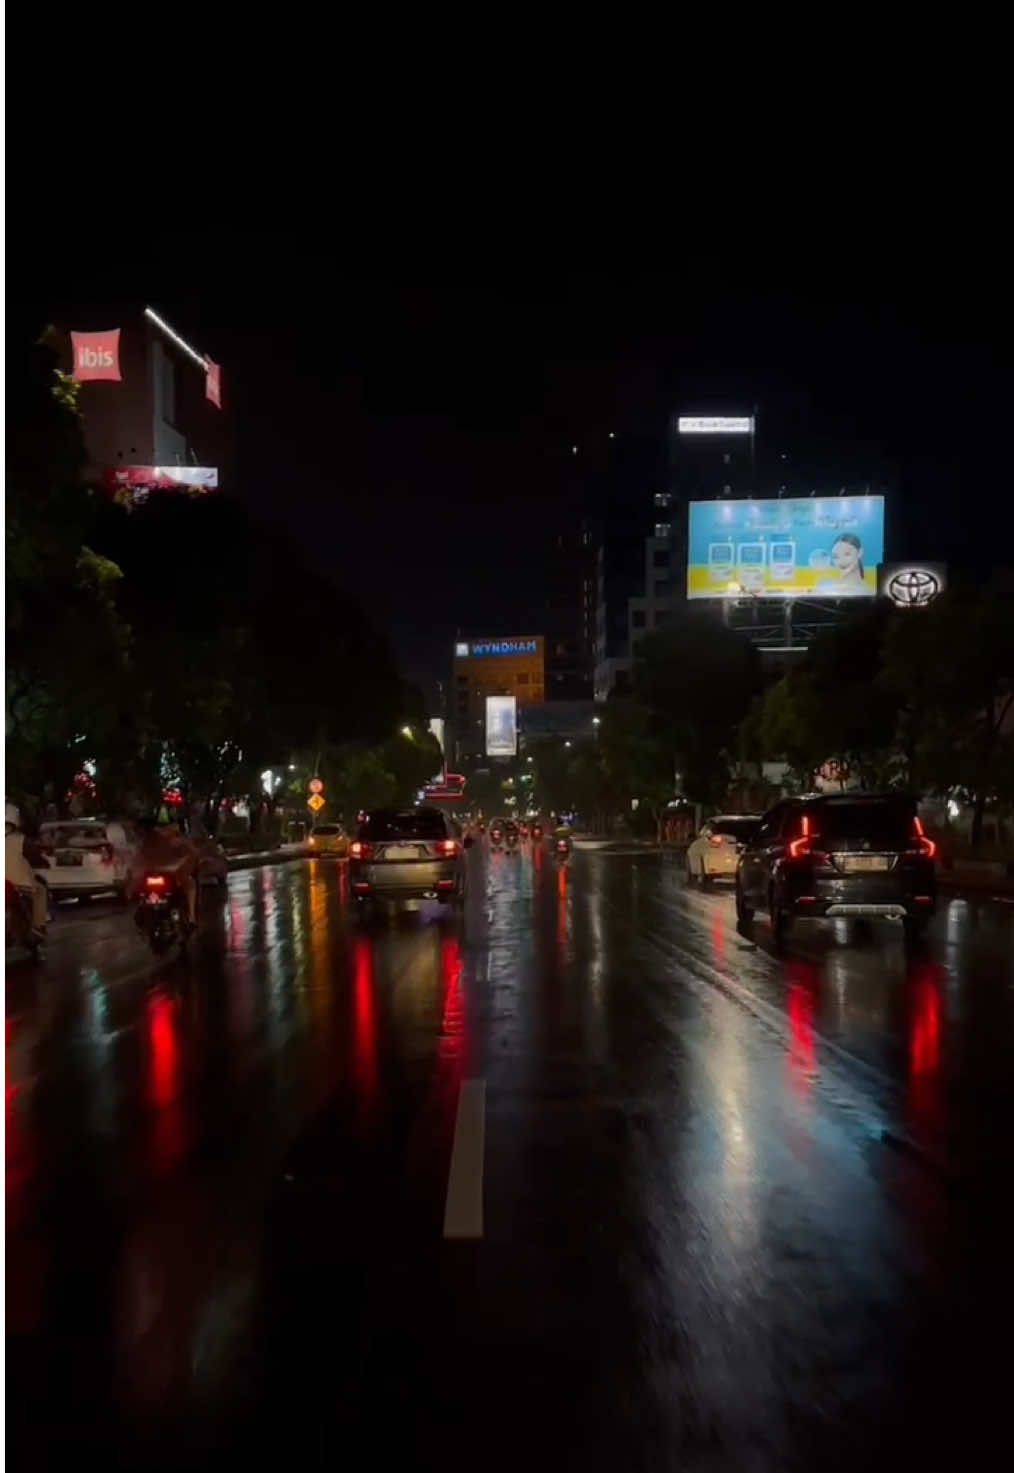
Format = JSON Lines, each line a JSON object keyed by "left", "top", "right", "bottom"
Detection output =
{"left": 132, "top": 815, "right": 201, "bottom": 928}
{"left": 5, "top": 803, "right": 48, "bottom": 940}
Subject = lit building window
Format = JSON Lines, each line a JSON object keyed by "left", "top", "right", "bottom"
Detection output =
{"left": 654, "top": 492, "right": 671, "bottom": 508}
{"left": 654, "top": 523, "right": 671, "bottom": 539}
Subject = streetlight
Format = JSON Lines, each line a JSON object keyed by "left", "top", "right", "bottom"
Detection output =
{"left": 400, "top": 725, "right": 413, "bottom": 738}
{"left": 592, "top": 716, "right": 601, "bottom": 727}
{"left": 564, "top": 740, "right": 572, "bottom": 749}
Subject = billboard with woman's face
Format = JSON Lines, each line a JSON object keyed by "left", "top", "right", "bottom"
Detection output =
{"left": 687, "top": 496, "right": 884, "bottom": 599}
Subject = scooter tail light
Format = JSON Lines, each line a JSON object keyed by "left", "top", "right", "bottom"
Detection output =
{"left": 349, "top": 840, "right": 373, "bottom": 860}
{"left": 144, "top": 874, "right": 168, "bottom": 890}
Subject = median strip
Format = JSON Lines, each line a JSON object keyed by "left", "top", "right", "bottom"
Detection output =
{"left": 443, "top": 1078, "right": 486, "bottom": 1239}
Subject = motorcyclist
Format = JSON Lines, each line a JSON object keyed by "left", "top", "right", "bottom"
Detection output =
{"left": 5, "top": 803, "right": 48, "bottom": 942}
{"left": 132, "top": 816, "right": 201, "bottom": 928}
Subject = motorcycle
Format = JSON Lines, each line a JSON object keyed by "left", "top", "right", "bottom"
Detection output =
{"left": 504, "top": 826, "right": 521, "bottom": 854}
{"left": 531, "top": 822, "right": 544, "bottom": 843}
{"left": 489, "top": 825, "right": 504, "bottom": 848}
{"left": 553, "top": 835, "right": 572, "bottom": 861}
{"left": 5, "top": 880, "right": 45, "bottom": 961}
{"left": 134, "top": 872, "right": 190, "bottom": 956}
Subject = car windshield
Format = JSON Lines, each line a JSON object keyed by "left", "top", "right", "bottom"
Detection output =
{"left": 42, "top": 824, "right": 106, "bottom": 846}
{"left": 360, "top": 811, "right": 447, "bottom": 840}
{"left": 711, "top": 818, "right": 760, "bottom": 841}
{"left": 810, "top": 798, "right": 915, "bottom": 847}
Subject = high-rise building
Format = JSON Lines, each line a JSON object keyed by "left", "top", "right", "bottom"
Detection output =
{"left": 543, "top": 526, "right": 595, "bottom": 700}
{"left": 452, "top": 637, "right": 545, "bottom": 760}
{"left": 58, "top": 304, "right": 232, "bottom": 504}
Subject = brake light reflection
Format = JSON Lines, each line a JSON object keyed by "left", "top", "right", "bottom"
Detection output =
{"left": 353, "top": 936, "right": 378, "bottom": 1113}
{"left": 147, "top": 993, "right": 187, "bottom": 1176}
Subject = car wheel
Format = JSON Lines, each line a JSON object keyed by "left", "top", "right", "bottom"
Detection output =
{"left": 735, "top": 877, "right": 754, "bottom": 925}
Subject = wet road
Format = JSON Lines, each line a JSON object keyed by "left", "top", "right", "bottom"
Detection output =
{"left": 7, "top": 846, "right": 1014, "bottom": 1470}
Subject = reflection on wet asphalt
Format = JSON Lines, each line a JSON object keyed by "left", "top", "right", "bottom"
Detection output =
{"left": 6, "top": 849, "right": 1014, "bottom": 1470}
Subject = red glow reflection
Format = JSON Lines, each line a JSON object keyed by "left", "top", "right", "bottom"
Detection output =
{"left": 786, "top": 964, "right": 816, "bottom": 1096}
{"left": 712, "top": 912, "right": 726, "bottom": 966}
{"left": 353, "top": 935, "right": 378, "bottom": 1111}
{"left": 439, "top": 933, "right": 466, "bottom": 1086}
{"left": 147, "top": 993, "right": 186, "bottom": 1175}
{"left": 557, "top": 862, "right": 568, "bottom": 961}
{"left": 908, "top": 963, "right": 944, "bottom": 1130}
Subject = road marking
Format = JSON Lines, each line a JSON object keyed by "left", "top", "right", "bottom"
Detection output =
{"left": 443, "top": 1078, "right": 485, "bottom": 1239}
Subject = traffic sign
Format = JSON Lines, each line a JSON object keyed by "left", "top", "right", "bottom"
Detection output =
{"left": 307, "top": 794, "right": 326, "bottom": 813}
{"left": 309, "top": 777, "right": 324, "bottom": 795}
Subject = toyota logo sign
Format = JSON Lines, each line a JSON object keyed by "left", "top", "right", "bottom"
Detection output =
{"left": 880, "top": 563, "right": 946, "bottom": 608}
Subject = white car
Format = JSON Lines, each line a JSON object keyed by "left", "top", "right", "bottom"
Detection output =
{"left": 35, "top": 819, "right": 138, "bottom": 901}
{"left": 685, "top": 815, "right": 761, "bottom": 886}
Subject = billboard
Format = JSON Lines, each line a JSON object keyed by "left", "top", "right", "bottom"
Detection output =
{"left": 687, "top": 496, "right": 885, "bottom": 599}
{"left": 71, "top": 329, "right": 122, "bottom": 382}
{"left": 879, "top": 563, "right": 946, "bottom": 608}
{"left": 678, "top": 415, "right": 753, "bottom": 435}
{"left": 485, "top": 696, "right": 517, "bottom": 757}
{"left": 457, "top": 638, "right": 539, "bottom": 658}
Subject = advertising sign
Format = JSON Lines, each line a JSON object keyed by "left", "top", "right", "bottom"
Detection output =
{"left": 687, "top": 496, "right": 885, "bottom": 600}
{"left": 678, "top": 415, "right": 753, "bottom": 435}
{"left": 457, "top": 638, "right": 539, "bottom": 658}
{"left": 427, "top": 718, "right": 445, "bottom": 753}
{"left": 71, "top": 329, "right": 121, "bottom": 381}
{"left": 485, "top": 696, "right": 517, "bottom": 757}
{"left": 879, "top": 563, "right": 946, "bottom": 608}
{"left": 205, "top": 358, "right": 222, "bottom": 408}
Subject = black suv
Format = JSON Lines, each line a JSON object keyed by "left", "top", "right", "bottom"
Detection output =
{"left": 735, "top": 792, "right": 936, "bottom": 945}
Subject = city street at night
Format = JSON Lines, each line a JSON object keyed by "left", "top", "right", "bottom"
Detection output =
{"left": 6, "top": 844, "right": 1013, "bottom": 1470}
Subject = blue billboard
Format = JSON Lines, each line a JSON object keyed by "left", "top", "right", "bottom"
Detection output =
{"left": 687, "top": 496, "right": 885, "bottom": 600}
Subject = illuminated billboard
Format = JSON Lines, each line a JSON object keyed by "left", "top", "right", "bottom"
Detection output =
{"left": 678, "top": 416, "right": 754, "bottom": 435}
{"left": 687, "top": 496, "right": 884, "bottom": 599}
{"left": 485, "top": 696, "right": 517, "bottom": 757}
{"left": 457, "top": 638, "right": 539, "bottom": 658}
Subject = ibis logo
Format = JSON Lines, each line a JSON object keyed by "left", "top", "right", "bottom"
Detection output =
{"left": 71, "top": 329, "right": 121, "bottom": 382}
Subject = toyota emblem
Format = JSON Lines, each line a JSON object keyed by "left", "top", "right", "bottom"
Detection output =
{"left": 887, "top": 567, "right": 941, "bottom": 608}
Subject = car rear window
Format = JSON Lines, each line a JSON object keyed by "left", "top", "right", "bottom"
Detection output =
{"left": 312, "top": 825, "right": 342, "bottom": 836}
{"left": 711, "top": 818, "right": 760, "bottom": 841}
{"left": 809, "top": 799, "right": 915, "bottom": 847}
{"left": 42, "top": 824, "right": 107, "bottom": 845}
{"left": 360, "top": 811, "right": 448, "bottom": 840}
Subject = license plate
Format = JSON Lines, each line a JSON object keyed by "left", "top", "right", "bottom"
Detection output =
{"left": 383, "top": 845, "right": 419, "bottom": 861}
{"left": 57, "top": 851, "right": 84, "bottom": 866}
{"left": 841, "top": 855, "right": 890, "bottom": 872}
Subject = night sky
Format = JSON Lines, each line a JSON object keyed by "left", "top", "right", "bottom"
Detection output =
{"left": 22, "top": 240, "right": 1010, "bottom": 697}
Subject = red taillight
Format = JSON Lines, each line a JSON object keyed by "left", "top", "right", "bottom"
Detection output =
{"left": 912, "top": 816, "right": 937, "bottom": 859}
{"left": 788, "top": 815, "right": 814, "bottom": 860}
{"left": 144, "top": 874, "right": 168, "bottom": 890}
{"left": 435, "top": 839, "right": 458, "bottom": 857}
{"left": 349, "top": 841, "right": 373, "bottom": 861}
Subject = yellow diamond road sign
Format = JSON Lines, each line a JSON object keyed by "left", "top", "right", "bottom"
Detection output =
{"left": 307, "top": 794, "right": 326, "bottom": 813}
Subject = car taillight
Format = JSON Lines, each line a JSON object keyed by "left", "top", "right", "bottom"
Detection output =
{"left": 435, "top": 839, "right": 458, "bottom": 856}
{"left": 708, "top": 835, "right": 724, "bottom": 847}
{"left": 144, "top": 874, "right": 168, "bottom": 891}
{"left": 910, "top": 817, "right": 937, "bottom": 859}
{"left": 788, "top": 815, "right": 815, "bottom": 859}
{"left": 349, "top": 841, "right": 373, "bottom": 860}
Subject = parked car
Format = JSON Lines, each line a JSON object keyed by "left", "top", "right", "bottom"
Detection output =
{"left": 735, "top": 792, "right": 936, "bottom": 946}
{"left": 685, "top": 815, "right": 761, "bottom": 886}
{"left": 308, "top": 823, "right": 349, "bottom": 857}
{"left": 349, "top": 807, "right": 469, "bottom": 915}
{"left": 35, "top": 819, "right": 137, "bottom": 901}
